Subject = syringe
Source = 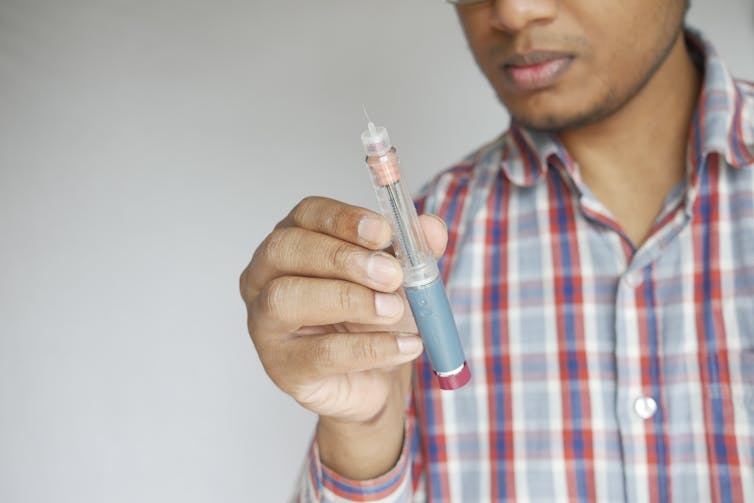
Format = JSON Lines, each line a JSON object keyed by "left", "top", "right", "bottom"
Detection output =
{"left": 360, "top": 118, "right": 471, "bottom": 390}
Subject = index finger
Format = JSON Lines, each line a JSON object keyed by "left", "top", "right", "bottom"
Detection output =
{"left": 277, "top": 196, "right": 392, "bottom": 250}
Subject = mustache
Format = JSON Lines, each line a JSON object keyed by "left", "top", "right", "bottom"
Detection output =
{"left": 503, "top": 51, "right": 573, "bottom": 66}
{"left": 488, "top": 33, "right": 591, "bottom": 62}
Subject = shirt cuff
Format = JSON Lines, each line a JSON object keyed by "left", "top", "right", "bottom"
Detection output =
{"left": 305, "top": 422, "right": 412, "bottom": 502}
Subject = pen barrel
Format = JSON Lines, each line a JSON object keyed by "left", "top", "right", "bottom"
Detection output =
{"left": 405, "top": 278, "right": 465, "bottom": 374}
{"left": 365, "top": 147, "right": 471, "bottom": 390}
{"left": 367, "top": 149, "right": 438, "bottom": 286}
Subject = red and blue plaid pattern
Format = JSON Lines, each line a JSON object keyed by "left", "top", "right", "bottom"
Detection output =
{"left": 298, "top": 31, "right": 754, "bottom": 502}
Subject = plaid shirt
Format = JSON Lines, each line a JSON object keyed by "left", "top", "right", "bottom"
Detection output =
{"left": 297, "top": 31, "right": 754, "bottom": 502}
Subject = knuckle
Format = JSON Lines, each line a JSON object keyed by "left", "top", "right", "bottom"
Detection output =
{"left": 240, "top": 265, "right": 263, "bottom": 305}
{"left": 239, "top": 267, "right": 249, "bottom": 299}
{"left": 291, "top": 196, "right": 360, "bottom": 238}
{"left": 333, "top": 281, "right": 355, "bottom": 313}
{"left": 321, "top": 209, "right": 345, "bottom": 236}
{"left": 290, "top": 196, "right": 320, "bottom": 226}
{"left": 327, "top": 241, "right": 355, "bottom": 271}
{"left": 326, "top": 207, "right": 360, "bottom": 238}
{"left": 352, "top": 337, "right": 381, "bottom": 363}
{"left": 312, "top": 338, "right": 337, "bottom": 367}
{"left": 260, "top": 227, "right": 292, "bottom": 264}
{"left": 256, "top": 228, "right": 303, "bottom": 277}
{"left": 257, "top": 277, "right": 293, "bottom": 320}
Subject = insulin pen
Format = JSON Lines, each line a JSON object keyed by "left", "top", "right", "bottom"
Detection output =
{"left": 360, "top": 117, "right": 471, "bottom": 390}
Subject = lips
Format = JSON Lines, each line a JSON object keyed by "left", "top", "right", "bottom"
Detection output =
{"left": 501, "top": 51, "right": 574, "bottom": 92}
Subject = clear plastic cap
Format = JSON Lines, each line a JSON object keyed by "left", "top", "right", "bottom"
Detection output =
{"left": 361, "top": 121, "right": 392, "bottom": 156}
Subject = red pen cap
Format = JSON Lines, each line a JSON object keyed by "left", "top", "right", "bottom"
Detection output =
{"left": 436, "top": 361, "right": 471, "bottom": 390}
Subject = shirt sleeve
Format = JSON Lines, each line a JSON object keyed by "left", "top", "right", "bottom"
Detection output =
{"left": 293, "top": 406, "right": 424, "bottom": 503}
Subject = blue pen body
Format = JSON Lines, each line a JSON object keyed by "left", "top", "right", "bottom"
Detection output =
{"left": 405, "top": 278, "right": 465, "bottom": 375}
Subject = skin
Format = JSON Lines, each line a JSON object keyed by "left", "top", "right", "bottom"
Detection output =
{"left": 240, "top": 0, "right": 701, "bottom": 481}
{"left": 457, "top": 0, "right": 700, "bottom": 245}
{"left": 240, "top": 197, "right": 448, "bottom": 478}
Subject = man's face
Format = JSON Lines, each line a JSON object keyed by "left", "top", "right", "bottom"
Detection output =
{"left": 456, "top": 0, "right": 689, "bottom": 132}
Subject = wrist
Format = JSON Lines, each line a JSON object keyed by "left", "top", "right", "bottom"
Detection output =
{"left": 317, "top": 395, "right": 407, "bottom": 480}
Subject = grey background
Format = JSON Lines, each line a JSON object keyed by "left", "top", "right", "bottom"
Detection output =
{"left": 0, "top": 1, "right": 752, "bottom": 502}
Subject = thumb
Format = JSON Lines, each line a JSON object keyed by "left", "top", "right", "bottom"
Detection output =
{"left": 418, "top": 214, "right": 448, "bottom": 259}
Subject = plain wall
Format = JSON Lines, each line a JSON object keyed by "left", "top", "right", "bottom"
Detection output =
{"left": 1, "top": 1, "right": 753, "bottom": 502}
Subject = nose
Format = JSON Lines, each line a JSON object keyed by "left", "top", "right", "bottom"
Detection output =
{"left": 489, "top": 0, "right": 559, "bottom": 33}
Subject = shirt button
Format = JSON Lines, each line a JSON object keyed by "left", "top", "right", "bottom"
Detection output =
{"left": 634, "top": 396, "right": 658, "bottom": 419}
{"left": 624, "top": 272, "right": 643, "bottom": 288}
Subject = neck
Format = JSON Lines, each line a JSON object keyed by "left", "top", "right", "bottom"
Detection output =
{"left": 557, "top": 32, "right": 702, "bottom": 246}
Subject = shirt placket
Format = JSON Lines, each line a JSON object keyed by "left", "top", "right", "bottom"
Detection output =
{"left": 557, "top": 157, "right": 696, "bottom": 502}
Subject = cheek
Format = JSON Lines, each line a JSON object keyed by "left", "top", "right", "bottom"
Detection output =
{"left": 576, "top": 1, "right": 680, "bottom": 91}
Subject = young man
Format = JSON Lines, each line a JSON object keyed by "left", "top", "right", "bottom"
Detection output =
{"left": 240, "top": 1, "right": 754, "bottom": 501}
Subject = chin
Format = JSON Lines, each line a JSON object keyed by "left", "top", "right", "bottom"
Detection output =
{"left": 510, "top": 114, "right": 570, "bottom": 133}
{"left": 500, "top": 93, "right": 575, "bottom": 132}
{"left": 505, "top": 105, "right": 583, "bottom": 133}
{"left": 506, "top": 96, "right": 619, "bottom": 133}
{"left": 500, "top": 79, "right": 626, "bottom": 133}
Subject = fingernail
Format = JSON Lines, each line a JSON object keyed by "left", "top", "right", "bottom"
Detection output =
{"left": 358, "top": 216, "right": 386, "bottom": 245}
{"left": 366, "top": 253, "right": 401, "bottom": 285}
{"left": 397, "top": 335, "right": 423, "bottom": 355}
{"left": 375, "top": 293, "right": 403, "bottom": 318}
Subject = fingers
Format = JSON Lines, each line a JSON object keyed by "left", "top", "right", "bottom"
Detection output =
{"left": 418, "top": 214, "right": 448, "bottom": 259}
{"left": 277, "top": 196, "right": 392, "bottom": 249}
{"left": 238, "top": 194, "right": 450, "bottom": 349}
{"left": 249, "top": 277, "right": 407, "bottom": 336}
{"left": 238, "top": 196, "right": 447, "bottom": 423}
{"left": 242, "top": 227, "right": 403, "bottom": 301}
{"left": 268, "top": 332, "right": 424, "bottom": 383}
{"left": 340, "top": 287, "right": 419, "bottom": 335}
{"left": 302, "top": 332, "right": 424, "bottom": 375}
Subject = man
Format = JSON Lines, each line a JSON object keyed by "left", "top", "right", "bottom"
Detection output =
{"left": 240, "top": 0, "right": 754, "bottom": 501}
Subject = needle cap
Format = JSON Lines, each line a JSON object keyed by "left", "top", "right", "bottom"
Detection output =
{"left": 361, "top": 122, "right": 392, "bottom": 156}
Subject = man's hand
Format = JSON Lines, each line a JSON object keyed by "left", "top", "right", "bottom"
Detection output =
{"left": 239, "top": 196, "right": 447, "bottom": 478}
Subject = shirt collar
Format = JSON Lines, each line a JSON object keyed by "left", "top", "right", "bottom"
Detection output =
{"left": 686, "top": 30, "right": 754, "bottom": 169}
{"left": 498, "top": 124, "right": 571, "bottom": 188}
{"left": 497, "top": 29, "right": 754, "bottom": 188}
